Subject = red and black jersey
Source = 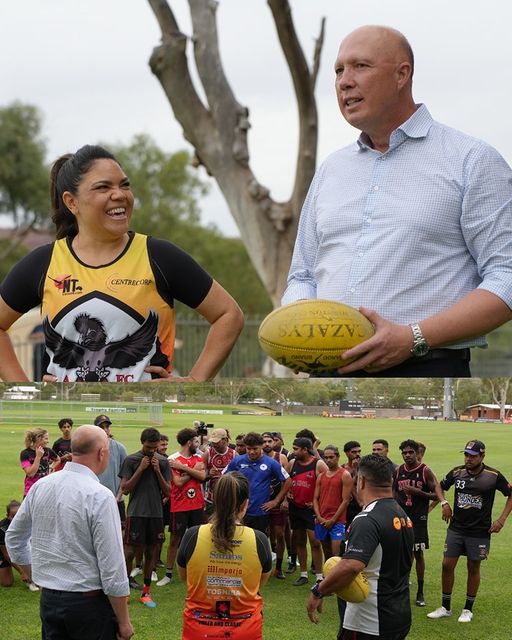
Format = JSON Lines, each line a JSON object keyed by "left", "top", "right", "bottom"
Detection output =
{"left": 205, "top": 446, "right": 236, "bottom": 503}
{"left": 289, "top": 457, "right": 319, "bottom": 508}
{"left": 393, "top": 462, "right": 432, "bottom": 526}
{"left": 441, "top": 464, "right": 511, "bottom": 537}
{"left": 170, "top": 452, "right": 205, "bottom": 513}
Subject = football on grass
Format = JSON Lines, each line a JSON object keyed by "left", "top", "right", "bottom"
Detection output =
{"left": 323, "top": 556, "right": 370, "bottom": 603}
{"left": 257, "top": 299, "right": 374, "bottom": 374}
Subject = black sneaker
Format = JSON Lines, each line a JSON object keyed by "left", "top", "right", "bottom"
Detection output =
{"left": 129, "top": 577, "right": 142, "bottom": 590}
{"left": 415, "top": 595, "right": 426, "bottom": 607}
{"left": 293, "top": 576, "right": 309, "bottom": 587}
{"left": 156, "top": 560, "right": 165, "bottom": 569}
{"left": 285, "top": 562, "right": 297, "bottom": 574}
{"left": 275, "top": 569, "right": 285, "bottom": 580}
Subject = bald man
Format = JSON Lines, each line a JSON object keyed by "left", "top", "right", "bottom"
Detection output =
{"left": 283, "top": 25, "right": 512, "bottom": 378}
{"left": 6, "top": 425, "right": 133, "bottom": 640}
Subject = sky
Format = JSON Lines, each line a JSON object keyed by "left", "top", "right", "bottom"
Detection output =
{"left": 4, "top": 0, "right": 512, "bottom": 237}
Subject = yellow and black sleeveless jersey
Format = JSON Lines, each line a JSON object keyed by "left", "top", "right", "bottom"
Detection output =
{"left": 177, "top": 524, "right": 271, "bottom": 640}
{"left": 1, "top": 232, "right": 212, "bottom": 381}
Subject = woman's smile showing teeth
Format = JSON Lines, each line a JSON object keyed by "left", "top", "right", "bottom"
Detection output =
{"left": 106, "top": 207, "right": 126, "bottom": 217}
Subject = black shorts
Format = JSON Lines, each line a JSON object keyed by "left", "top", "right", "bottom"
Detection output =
{"left": 444, "top": 528, "right": 490, "bottom": 561}
{"left": 412, "top": 525, "right": 429, "bottom": 551}
{"left": 124, "top": 516, "right": 165, "bottom": 547}
{"left": 339, "top": 629, "right": 409, "bottom": 640}
{"left": 243, "top": 514, "right": 270, "bottom": 534}
{"left": 289, "top": 503, "right": 315, "bottom": 531}
{"left": 170, "top": 509, "right": 205, "bottom": 537}
{"left": 117, "top": 500, "right": 126, "bottom": 525}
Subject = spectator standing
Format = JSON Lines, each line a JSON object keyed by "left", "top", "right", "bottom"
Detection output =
{"left": 52, "top": 418, "right": 73, "bottom": 466}
{"left": 428, "top": 440, "right": 512, "bottom": 623}
{"left": 158, "top": 428, "right": 206, "bottom": 587}
{"left": 120, "top": 427, "right": 170, "bottom": 607}
{"left": 20, "top": 428, "right": 59, "bottom": 496}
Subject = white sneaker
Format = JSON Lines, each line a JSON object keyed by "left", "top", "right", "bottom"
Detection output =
{"left": 130, "top": 566, "right": 142, "bottom": 578}
{"left": 151, "top": 571, "right": 158, "bottom": 582}
{"left": 271, "top": 552, "right": 277, "bottom": 563}
{"left": 458, "top": 609, "right": 473, "bottom": 623}
{"left": 27, "top": 581, "right": 40, "bottom": 592}
{"left": 427, "top": 606, "right": 452, "bottom": 619}
{"left": 156, "top": 575, "right": 171, "bottom": 587}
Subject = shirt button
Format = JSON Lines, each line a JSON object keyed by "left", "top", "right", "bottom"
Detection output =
{"left": 373, "top": 185, "right": 379, "bottom": 191}
{"left": 350, "top": 288, "right": 355, "bottom": 293}
{"left": 358, "top": 252, "right": 364, "bottom": 257}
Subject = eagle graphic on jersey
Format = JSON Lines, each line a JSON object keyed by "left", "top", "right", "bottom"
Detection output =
{"left": 43, "top": 310, "right": 160, "bottom": 381}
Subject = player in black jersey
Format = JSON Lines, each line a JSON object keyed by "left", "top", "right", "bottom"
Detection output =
{"left": 307, "top": 454, "right": 414, "bottom": 640}
{"left": 52, "top": 418, "right": 73, "bottom": 464}
{"left": 428, "top": 440, "right": 512, "bottom": 623}
{"left": 393, "top": 439, "right": 438, "bottom": 607}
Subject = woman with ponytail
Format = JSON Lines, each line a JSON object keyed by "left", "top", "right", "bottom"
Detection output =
{"left": 20, "top": 428, "right": 59, "bottom": 496}
{"left": 0, "top": 144, "right": 243, "bottom": 382}
{"left": 177, "top": 471, "right": 272, "bottom": 640}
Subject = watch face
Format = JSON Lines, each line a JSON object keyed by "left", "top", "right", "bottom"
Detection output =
{"left": 412, "top": 342, "right": 429, "bottom": 357}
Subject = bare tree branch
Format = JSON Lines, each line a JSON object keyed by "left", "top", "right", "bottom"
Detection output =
{"left": 146, "top": 0, "right": 324, "bottom": 305}
{"left": 312, "top": 17, "right": 326, "bottom": 89}
{"left": 267, "top": 0, "right": 321, "bottom": 216}
{"left": 148, "top": 0, "right": 213, "bottom": 154}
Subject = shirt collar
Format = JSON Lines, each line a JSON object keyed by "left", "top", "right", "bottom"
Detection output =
{"left": 357, "top": 103, "right": 433, "bottom": 151}
{"left": 63, "top": 461, "right": 99, "bottom": 482}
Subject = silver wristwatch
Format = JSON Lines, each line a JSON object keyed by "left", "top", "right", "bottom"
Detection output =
{"left": 409, "top": 323, "right": 429, "bottom": 357}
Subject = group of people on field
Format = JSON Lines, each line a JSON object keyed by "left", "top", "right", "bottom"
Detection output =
{"left": 3, "top": 416, "right": 512, "bottom": 639}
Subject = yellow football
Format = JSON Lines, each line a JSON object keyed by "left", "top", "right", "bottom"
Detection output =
{"left": 257, "top": 300, "right": 374, "bottom": 374}
{"left": 323, "top": 556, "right": 370, "bottom": 603}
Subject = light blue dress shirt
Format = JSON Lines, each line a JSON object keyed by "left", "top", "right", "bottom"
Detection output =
{"left": 282, "top": 105, "right": 512, "bottom": 348}
{"left": 6, "top": 461, "right": 129, "bottom": 596}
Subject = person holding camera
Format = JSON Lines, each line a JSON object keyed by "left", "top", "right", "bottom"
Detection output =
{"left": 158, "top": 428, "right": 206, "bottom": 587}
{"left": 119, "top": 428, "right": 170, "bottom": 608}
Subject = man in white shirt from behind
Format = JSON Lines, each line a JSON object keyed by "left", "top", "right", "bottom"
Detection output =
{"left": 6, "top": 424, "right": 133, "bottom": 640}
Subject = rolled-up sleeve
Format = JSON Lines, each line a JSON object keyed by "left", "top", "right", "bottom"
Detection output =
{"left": 462, "top": 143, "right": 512, "bottom": 309}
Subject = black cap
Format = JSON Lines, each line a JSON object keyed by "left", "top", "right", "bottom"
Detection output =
{"left": 462, "top": 440, "right": 485, "bottom": 455}
{"left": 94, "top": 415, "right": 112, "bottom": 427}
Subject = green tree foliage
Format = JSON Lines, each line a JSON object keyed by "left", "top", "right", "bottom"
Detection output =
{"left": 110, "top": 134, "right": 271, "bottom": 314}
{"left": 0, "top": 102, "right": 49, "bottom": 277}
{"left": 0, "top": 103, "right": 48, "bottom": 228}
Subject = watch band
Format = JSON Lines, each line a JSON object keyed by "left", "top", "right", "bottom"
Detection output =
{"left": 409, "top": 323, "right": 429, "bottom": 357}
{"left": 310, "top": 582, "right": 324, "bottom": 599}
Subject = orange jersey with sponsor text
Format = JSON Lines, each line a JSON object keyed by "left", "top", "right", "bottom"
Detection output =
{"left": 183, "top": 524, "right": 263, "bottom": 640}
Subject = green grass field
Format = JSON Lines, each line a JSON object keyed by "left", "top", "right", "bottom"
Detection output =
{"left": 0, "top": 402, "right": 511, "bottom": 639}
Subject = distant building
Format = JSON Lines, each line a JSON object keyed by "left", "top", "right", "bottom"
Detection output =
{"left": 3, "top": 385, "right": 41, "bottom": 400}
{"left": 464, "top": 404, "right": 512, "bottom": 421}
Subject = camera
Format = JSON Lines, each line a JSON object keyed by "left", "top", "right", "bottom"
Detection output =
{"left": 193, "top": 420, "right": 214, "bottom": 436}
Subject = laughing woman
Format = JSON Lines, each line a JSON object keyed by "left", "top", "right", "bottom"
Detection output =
{"left": 0, "top": 145, "right": 244, "bottom": 382}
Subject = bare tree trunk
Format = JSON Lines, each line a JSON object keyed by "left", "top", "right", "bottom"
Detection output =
{"left": 487, "top": 378, "right": 511, "bottom": 422}
{"left": 147, "top": 0, "right": 324, "bottom": 306}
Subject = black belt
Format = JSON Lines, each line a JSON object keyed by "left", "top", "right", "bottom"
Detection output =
{"left": 43, "top": 588, "right": 104, "bottom": 598}
{"left": 412, "top": 348, "right": 470, "bottom": 362}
